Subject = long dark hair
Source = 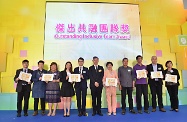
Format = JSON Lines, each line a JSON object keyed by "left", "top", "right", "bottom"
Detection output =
{"left": 64, "top": 61, "right": 73, "bottom": 73}
{"left": 50, "top": 62, "right": 58, "bottom": 71}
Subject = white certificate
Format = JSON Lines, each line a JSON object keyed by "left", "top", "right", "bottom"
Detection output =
{"left": 165, "top": 74, "right": 177, "bottom": 83}
{"left": 151, "top": 71, "right": 163, "bottom": 78}
{"left": 105, "top": 78, "right": 118, "bottom": 87}
{"left": 42, "top": 74, "right": 54, "bottom": 81}
{"left": 18, "top": 71, "right": 32, "bottom": 82}
{"left": 69, "top": 74, "right": 81, "bottom": 82}
{"left": 136, "top": 70, "right": 147, "bottom": 78}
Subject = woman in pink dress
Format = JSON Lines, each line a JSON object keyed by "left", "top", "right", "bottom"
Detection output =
{"left": 103, "top": 62, "right": 119, "bottom": 116}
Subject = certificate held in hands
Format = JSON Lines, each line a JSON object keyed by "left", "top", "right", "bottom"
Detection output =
{"left": 69, "top": 74, "right": 81, "bottom": 82}
{"left": 105, "top": 78, "right": 117, "bottom": 87}
{"left": 151, "top": 71, "right": 163, "bottom": 78}
{"left": 18, "top": 71, "right": 32, "bottom": 82}
{"left": 42, "top": 74, "right": 54, "bottom": 81}
{"left": 136, "top": 70, "right": 147, "bottom": 78}
{"left": 165, "top": 74, "right": 177, "bottom": 83}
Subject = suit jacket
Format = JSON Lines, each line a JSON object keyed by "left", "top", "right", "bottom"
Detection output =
{"left": 163, "top": 68, "right": 180, "bottom": 86}
{"left": 14, "top": 68, "right": 33, "bottom": 92}
{"left": 89, "top": 65, "right": 104, "bottom": 89}
{"left": 146, "top": 63, "right": 164, "bottom": 86}
{"left": 74, "top": 66, "right": 89, "bottom": 89}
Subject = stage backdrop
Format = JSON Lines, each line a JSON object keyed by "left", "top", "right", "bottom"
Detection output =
{"left": 0, "top": 0, "right": 187, "bottom": 110}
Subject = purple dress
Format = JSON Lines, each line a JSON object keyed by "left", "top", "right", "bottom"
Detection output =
{"left": 45, "top": 71, "right": 61, "bottom": 103}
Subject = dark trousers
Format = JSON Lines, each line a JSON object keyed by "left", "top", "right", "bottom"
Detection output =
{"left": 75, "top": 87, "right": 87, "bottom": 113}
{"left": 17, "top": 86, "right": 30, "bottom": 113}
{"left": 149, "top": 83, "right": 163, "bottom": 109}
{"left": 121, "top": 87, "right": 133, "bottom": 110}
{"left": 136, "top": 84, "right": 149, "bottom": 110}
{"left": 166, "top": 85, "right": 179, "bottom": 109}
{"left": 91, "top": 87, "right": 102, "bottom": 113}
{"left": 34, "top": 98, "right": 45, "bottom": 111}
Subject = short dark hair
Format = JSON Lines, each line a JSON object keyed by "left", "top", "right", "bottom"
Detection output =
{"left": 136, "top": 55, "right": 143, "bottom": 60}
{"left": 93, "top": 56, "right": 99, "bottom": 60}
{"left": 122, "top": 58, "right": 128, "bottom": 61}
{"left": 22, "top": 59, "right": 29, "bottom": 63}
{"left": 50, "top": 62, "right": 58, "bottom": 71}
{"left": 38, "top": 60, "right": 44, "bottom": 65}
{"left": 78, "top": 57, "right": 84, "bottom": 62}
{"left": 106, "top": 62, "right": 113, "bottom": 67}
{"left": 165, "top": 60, "right": 173, "bottom": 67}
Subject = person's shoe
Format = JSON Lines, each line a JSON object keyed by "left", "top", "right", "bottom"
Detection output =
{"left": 121, "top": 109, "right": 126, "bottom": 115}
{"left": 66, "top": 114, "right": 70, "bottom": 117}
{"left": 82, "top": 112, "right": 87, "bottom": 116}
{"left": 159, "top": 108, "right": 166, "bottom": 112}
{"left": 108, "top": 112, "right": 111, "bottom": 116}
{"left": 113, "top": 112, "right": 116, "bottom": 116}
{"left": 24, "top": 113, "right": 28, "bottom": 116}
{"left": 41, "top": 110, "right": 45, "bottom": 115}
{"left": 17, "top": 113, "right": 21, "bottom": 117}
{"left": 92, "top": 112, "right": 96, "bottom": 116}
{"left": 170, "top": 108, "right": 174, "bottom": 111}
{"left": 98, "top": 112, "right": 103, "bottom": 116}
{"left": 144, "top": 110, "right": 150, "bottom": 114}
{"left": 152, "top": 108, "right": 156, "bottom": 112}
{"left": 129, "top": 109, "right": 137, "bottom": 114}
{"left": 33, "top": 111, "right": 38, "bottom": 116}
{"left": 174, "top": 109, "right": 179, "bottom": 112}
{"left": 138, "top": 110, "right": 143, "bottom": 114}
{"left": 78, "top": 112, "right": 82, "bottom": 117}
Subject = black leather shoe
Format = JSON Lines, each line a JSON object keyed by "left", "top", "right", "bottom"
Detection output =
{"left": 82, "top": 112, "right": 87, "bottom": 116}
{"left": 33, "top": 111, "right": 38, "bottom": 116}
{"left": 159, "top": 108, "right": 166, "bottom": 112}
{"left": 24, "top": 113, "right": 28, "bottom": 116}
{"left": 138, "top": 110, "right": 143, "bottom": 114}
{"left": 121, "top": 109, "right": 126, "bottom": 115}
{"left": 129, "top": 109, "right": 137, "bottom": 114}
{"left": 41, "top": 110, "right": 45, "bottom": 115}
{"left": 78, "top": 112, "right": 82, "bottom": 117}
{"left": 92, "top": 112, "right": 96, "bottom": 116}
{"left": 98, "top": 112, "right": 103, "bottom": 116}
{"left": 17, "top": 113, "right": 21, "bottom": 117}
{"left": 144, "top": 110, "right": 150, "bottom": 114}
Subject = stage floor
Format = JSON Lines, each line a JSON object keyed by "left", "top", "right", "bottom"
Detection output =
{"left": 0, "top": 106, "right": 187, "bottom": 122}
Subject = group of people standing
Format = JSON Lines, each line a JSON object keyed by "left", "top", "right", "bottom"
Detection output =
{"left": 14, "top": 55, "right": 180, "bottom": 117}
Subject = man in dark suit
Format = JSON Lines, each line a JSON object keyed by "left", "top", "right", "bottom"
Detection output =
{"left": 146, "top": 56, "right": 166, "bottom": 112}
{"left": 74, "top": 57, "right": 89, "bottom": 117}
{"left": 89, "top": 56, "right": 104, "bottom": 116}
{"left": 14, "top": 59, "right": 33, "bottom": 117}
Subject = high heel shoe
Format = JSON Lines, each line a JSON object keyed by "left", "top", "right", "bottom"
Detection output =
{"left": 47, "top": 112, "right": 52, "bottom": 116}
{"left": 51, "top": 112, "right": 56, "bottom": 116}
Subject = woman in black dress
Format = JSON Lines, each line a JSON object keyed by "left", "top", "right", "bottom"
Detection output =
{"left": 60, "top": 61, "right": 75, "bottom": 117}
{"left": 164, "top": 60, "right": 180, "bottom": 112}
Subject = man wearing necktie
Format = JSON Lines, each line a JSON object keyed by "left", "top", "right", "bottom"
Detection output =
{"left": 146, "top": 56, "right": 166, "bottom": 112}
{"left": 14, "top": 60, "right": 33, "bottom": 117}
{"left": 74, "top": 57, "right": 89, "bottom": 117}
{"left": 89, "top": 56, "right": 104, "bottom": 116}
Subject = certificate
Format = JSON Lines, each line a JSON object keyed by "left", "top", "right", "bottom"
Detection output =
{"left": 151, "top": 71, "right": 163, "bottom": 78}
{"left": 165, "top": 74, "right": 177, "bottom": 83}
{"left": 69, "top": 74, "right": 81, "bottom": 82}
{"left": 42, "top": 74, "right": 54, "bottom": 81}
{"left": 105, "top": 78, "right": 117, "bottom": 87}
{"left": 18, "top": 71, "right": 32, "bottom": 82}
{"left": 136, "top": 70, "right": 147, "bottom": 78}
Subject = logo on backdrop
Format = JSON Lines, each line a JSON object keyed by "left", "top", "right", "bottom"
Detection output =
{"left": 54, "top": 23, "right": 131, "bottom": 40}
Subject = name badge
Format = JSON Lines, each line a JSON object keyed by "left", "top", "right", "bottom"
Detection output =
{"left": 170, "top": 70, "right": 173, "bottom": 73}
{"left": 128, "top": 69, "right": 131, "bottom": 72}
{"left": 83, "top": 71, "right": 86, "bottom": 73}
{"left": 158, "top": 67, "right": 161, "bottom": 70}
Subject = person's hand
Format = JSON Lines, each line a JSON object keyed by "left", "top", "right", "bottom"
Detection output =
{"left": 146, "top": 70, "right": 148, "bottom": 74}
{"left": 150, "top": 76, "right": 153, "bottom": 79}
{"left": 66, "top": 76, "right": 69, "bottom": 80}
{"left": 15, "top": 78, "right": 20, "bottom": 82}
{"left": 119, "top": 85, "right": 122, "bottom": 91}
{"left": 132, "top": 81, "right": 135, "bottom": 88}
{"left": 52, "top": 80, "right": 56, "bottom": 82}
{"left": 28, "top": 81, "right": 31, "bottom": 84}
{"left": 45, "top": 81, "right": 49, "bottom": 83}
{"left": 137, "top": 77, "right": 141, "bottom": 80}
{"left": 39, "top": 77, "right": 42, "bottom": 80}
{"left": 80, "top": 74, "right": 84, "bottom": 79}
{"left": 94, "top": 82, "right": 99, "bottom": 87}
